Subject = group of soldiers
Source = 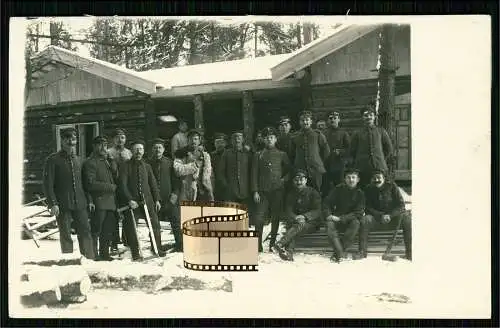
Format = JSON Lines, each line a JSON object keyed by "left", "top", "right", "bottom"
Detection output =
{"left": 42, "top": 105, "right": 412, "bottom": 263}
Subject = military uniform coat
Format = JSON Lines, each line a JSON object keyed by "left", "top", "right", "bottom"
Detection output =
{"left": 290, "top": 128, "right": 330, "bottom": 175}
{"left": 119, "top": 159, "right": 161, "bottom": 209}
{"left": 210, "top": 149, "right": 226, "bottom": 199}
{"left": 284, "top": 186, "right": 322, "bottom": 223}
{"left": 322, "top": 184, "right": 365, "bottom": 223}
{"left": 350, "top": 125, "right": 393, "bottom": 174}
{"left": 251, "top": 147, "right": 290, "bottom": 193}
{"left": 218, "top": 147, "right": 252, "bottom": 200}
{"left": 148, "top": 156, "right": 179, "bottom": 207}
{"left": 82, "top": 155, "right": 118, "bottom": 211}
{"left": 43, "top": 150, "right": 88, "bottom": 211}
{"left": 324, "top": 127, "right": 351, "bottom": 170}
{"left": 364, "top": 182, "right": 405, "bottom": 219}
{"left": 277, "top": 132, "right": 294, "bottom": 160}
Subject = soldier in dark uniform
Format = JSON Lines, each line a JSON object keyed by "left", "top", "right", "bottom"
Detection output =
{"left": 119, "top": 139, "right": 166, "bottom": 261}
{"left": 290, "top": 111, "right": 330, "bottom": 192}
{"left": 251, "top": 127, "right": 291, "bottom": 252}
{"left": 271, "top": 169, "right": 322, "bottom": 261}
{"left": 363, "top": 169, "right": 412, "bottom": 260}
{"left": 253, "top": 130, "right": 266, "bottom": 152}
{"left": 322, "top": 167, "right": 365, "bottom": 262}
{"left": 148, "top": 138, "right": 182, "bottom": 252}
{"left": 82, "top": 136, "right": 118, "bottom": 261}
{"left": 210, "top": 133, "right": 227, "bottom": 201}
{"left": 218, "top": 131, "right": 252, "bottom": 209}
{"left": 43, "top": 128, "right": 95, "bottom": 259}
{"left": 323, "top": 111, "right": 351, "bottom": 196}
{"left": 350, "top": 106, "right": 394, "bottom": 188}
{"left": 276, "top": 116, "right": 294, "bottom": 160}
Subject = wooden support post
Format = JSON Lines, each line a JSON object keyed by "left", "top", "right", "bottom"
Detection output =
{"left": 193, "top": 94, "right": 204, "bottom": 136}
{"left": 242, "top": 91, "right": 255, "bottom": 143}
{"left": 298, "top": 67, "right": 313, "bottom": 112}
{"left": 377, "top": 24, "right": 398, "bottom": 179}
{"left": 144, "top": 98, "right": 157, "bottom": 150}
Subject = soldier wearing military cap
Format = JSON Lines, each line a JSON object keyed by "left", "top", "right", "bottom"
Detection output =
{"left": 119, "top": 139, "right": 165, "bottom": 260}
{"left": 107, "top": 128, "right": 132, "bottom": 250}
{"left": 148, "top": 138, "right": 182, "bottom": 252}
{"left": 251, "top": 126, "right": 291, "bottom": 252}
{"left": 210, "top": 133, "right": 228, "bottom": 201}
{"left": 322, "top": 167, "right": 366, "bottom": 262}
{"left": 350, "top": 106, "right": 394, "bottom": 188}
{"left": 43, "top": 127, "right": 95, "bottom": 259}
{"left": 173, "top": 129, "right": 214, "bottom": 202}
{"left": 218, "top": 130, "right": 252, "bottom": 208}
{"left": 82, "top": 135, "right": 119, "bottom": 261}
{"left": 276, "top": 116, "right": 294, "bottom": 160}
{"left": 362, "top": 169, "right": 412, "bottom": 260}
{"left": 271, "top": 169, "right": 322, "bottom": 261}
{"left": 290, "top": 110, "right": 331, "bottom": 192}
{"left": 323, "top": 111, "right": 351, "bottom": 196}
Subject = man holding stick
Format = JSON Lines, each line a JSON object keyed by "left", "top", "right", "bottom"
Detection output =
{"left": 119, "top": 139, "right": 165, "bottom": 261}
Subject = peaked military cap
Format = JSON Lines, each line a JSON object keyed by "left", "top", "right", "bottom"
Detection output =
{"left": 294, "top": 169, "right": 308, "bottom": 178}
{"left": 232, "top": 131, "right": 244, "bottom": 137}
{"left": 361, "top": 103, "right": 376, "bottom": 116}
{"left": 328, "top": 111, "right": 340, "bottom": 118}
{"left": 298, "top": 110, "right": 313, "bottom": 118}
{"left": 187, "top": 129, "right": 201, "bottom": 138}
{"left": 92, "top": 136, "right": 107, "bottom": 145}
{"left": 152, "top": 138, "right": 166, "bottom": 146}
{"left": 130, "top": 139, "right": 145, "bottom": 147}
{"left": 344, "top": 167, "right": 361, "bottom": 176}
{"left": 114, "top": 128, "right": 126, "bottom": 136}
{"left": 213, "top": 133, "right": 227, "bottom": 141}
{"left": 261, "top": 127, "right": 277, "bottom": 137}
{"left": 371, "top": 169, "right": 387, "bottom": 176}
{"left": 279, "top": 116, "right": 291, "bottom": 124}
{"left": 60, "top": 127, "right": 77, "bottom": 139}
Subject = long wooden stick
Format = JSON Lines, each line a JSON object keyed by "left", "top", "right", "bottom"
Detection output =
{"left": 143, "top": 204, "right": 159, "bottom": 256}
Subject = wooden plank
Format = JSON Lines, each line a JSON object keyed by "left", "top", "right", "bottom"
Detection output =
{"left": 242, "top": 91, "right": 255, "bottom": 142}
{"left": 42, "top": 46, "right": 158, "bottom": 94}
{"left": 193, "top": 95, "right": 204, "bottom": 134}
{"left": 271, "top": 24, "right": 380, "bottom": 81}
{"left": 151, "top": 79, "right": 300, "bottom": 99}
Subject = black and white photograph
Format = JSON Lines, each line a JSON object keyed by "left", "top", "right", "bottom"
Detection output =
{"left": 8, "top": 15, "right": 491, "bottom": 319}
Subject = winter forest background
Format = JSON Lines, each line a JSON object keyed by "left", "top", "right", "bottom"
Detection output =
{"left": 25, "top": 18, "right": 342, "bottom": 80}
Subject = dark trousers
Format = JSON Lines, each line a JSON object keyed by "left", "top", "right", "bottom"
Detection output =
{"left": 160, "top": 203, "right": 182, "bottom": 251}
{"left": 278, "top": 217, "right": 319, "bottom": 252}
{"left": 253, "top": 188, "right": 284, "bottom": 251}
{"left": 111, "top": 216, "right": 122, "bottom": 245}
{"left": 122, "top": 204, "right": 162, "bottom": 257}
{"left": 56, "top": 209, "right": 95, "bottom": 260}
{"left": 326, "top": 216, "right": 361, "bottom": 257}
{"left": 361, "top": 211, "right": 412, "bottom": 258}
{"left": 90, "top": 209, "right": 117, "bottom": 258}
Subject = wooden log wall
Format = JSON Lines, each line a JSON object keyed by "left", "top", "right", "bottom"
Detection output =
{"left": 24, "top": 97, "right": 147, "bottom": 187}
{"left": 309, "top": 76, "right": 411, "bottom": 129}
{"left": 252, "top": 89, "right": 303, "bottom": 133}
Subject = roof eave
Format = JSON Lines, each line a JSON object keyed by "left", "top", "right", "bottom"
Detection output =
{"left": 270, "top": 24, "right": 381, "bottom": 81}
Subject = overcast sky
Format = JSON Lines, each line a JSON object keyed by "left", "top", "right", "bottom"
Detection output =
{"left": 30, "top": 16, "right": 344, "bottom": 60}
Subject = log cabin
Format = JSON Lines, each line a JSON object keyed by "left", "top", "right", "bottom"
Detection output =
{"left": 24, "top": 23, "right": 411, "bottom": 210}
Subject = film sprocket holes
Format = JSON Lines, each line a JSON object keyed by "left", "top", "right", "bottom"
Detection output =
{"left": 180, "top": 201, "right": 259, "bottom": 272}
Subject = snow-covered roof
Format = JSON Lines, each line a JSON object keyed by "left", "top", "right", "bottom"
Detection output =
{"left": 271, "top": 24, "right": 382, "bottom": 81}
{"left": 138, "top": 54, "right": 292, "bottom": 89}
{"left": 31, "top": 45, "right": 162, "bottom": 94}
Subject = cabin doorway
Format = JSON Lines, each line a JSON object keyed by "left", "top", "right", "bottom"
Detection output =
{"left": 55, "top": 122, "right": 99, "bottom": 159}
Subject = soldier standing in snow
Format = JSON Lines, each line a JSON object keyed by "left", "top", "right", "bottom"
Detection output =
{"left": 251, "top": 127, "right": 291, "bottom": 252}
{"left": 210, "top": 133, "right": 228, "bottom": 201}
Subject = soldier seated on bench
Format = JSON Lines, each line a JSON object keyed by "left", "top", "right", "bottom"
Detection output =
{"left": 272, "top": 169, "right": 322, "bottom": 261}
{"left": 362, "top": 169, "right": 412, "bottom": 260}
{"left": 323, "top": 167, "right": 365, "bottom": 263}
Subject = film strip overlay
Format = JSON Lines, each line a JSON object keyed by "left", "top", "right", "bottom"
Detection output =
{"left": 180, "top": 201, "right": 259, "bottom": 272}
